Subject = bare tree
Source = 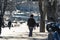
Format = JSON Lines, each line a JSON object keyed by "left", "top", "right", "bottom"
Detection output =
{"left": 47, "top": 0, "right": 57, "bottom": 22}
{"left": 39, "top": 0, "right": 45, "bottom": 32}
{"left": 1, "top": 0, "right": 7, "bottom": 16}
{"left": 5, "top": 0, "right": 16, "bottom": 19}
{"left": 0, "top": 0, "right": 7, "bottom": 34}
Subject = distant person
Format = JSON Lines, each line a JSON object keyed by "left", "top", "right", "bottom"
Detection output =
{"left": 8, "top": 20, "right": 11, "bottom": 29}
{"left": 27, "top": 14, "right": 36, "bottom": 37}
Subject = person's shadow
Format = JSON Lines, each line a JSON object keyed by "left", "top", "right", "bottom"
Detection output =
{"left": 29, "top": 38, "right": 40, "bottom": 40}
{"left": 33, "top": 38, "right": 38, "bottom": 40}
{"left": 28, "top": 38, "right": 47, "bottom": 40}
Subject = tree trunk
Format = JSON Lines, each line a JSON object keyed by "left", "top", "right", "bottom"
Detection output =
{"left": 39, "top": 0, "right": 45, "bottom": 32}
{"left": 0, "top": 0, "right": 7, "bottom": 27}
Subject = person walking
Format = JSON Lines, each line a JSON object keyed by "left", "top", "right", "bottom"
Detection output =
{"left": 8, "top": 20, "right": 11, "bottom": 29}
{"left": 27, "top": 14, "right": 36, "bottom": 37}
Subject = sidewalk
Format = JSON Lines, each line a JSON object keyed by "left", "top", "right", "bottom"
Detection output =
{"left": 0, "top": 23, "right": 48, "bottom": 40}
{"left": 0, "top": 32, "right": 48, "bottom": 40}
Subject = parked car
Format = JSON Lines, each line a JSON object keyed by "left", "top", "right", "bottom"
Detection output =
{"left": 12, "top": 21, "right": 20, "bottom": 27}
{"left": 46, "top": 22, "right": 60, "bottom": 32}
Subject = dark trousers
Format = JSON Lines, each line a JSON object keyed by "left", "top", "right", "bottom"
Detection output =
{"left": 29, "top": 27, "right": 33, "bottom": 37}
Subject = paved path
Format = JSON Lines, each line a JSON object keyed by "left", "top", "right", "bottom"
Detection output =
{"left": 0, "top": 23, "right": 48, "bottom": 40}
{"left": 0, "top": 32, "right": 48, "bottom": 40}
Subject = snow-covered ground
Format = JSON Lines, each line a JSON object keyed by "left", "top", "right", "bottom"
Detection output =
{"left": 0, "top": 22, "right": 48, "bottom": 40}
{"left": 0, "top": 22, "right": 41, "bottom": 36}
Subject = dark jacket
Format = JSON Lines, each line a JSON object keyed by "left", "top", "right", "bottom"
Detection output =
{"left": 53, "top": 31, "right": 60, "bottom": 40}
{"left": 27, "top": 18, "right": 36, "bottom": 27}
